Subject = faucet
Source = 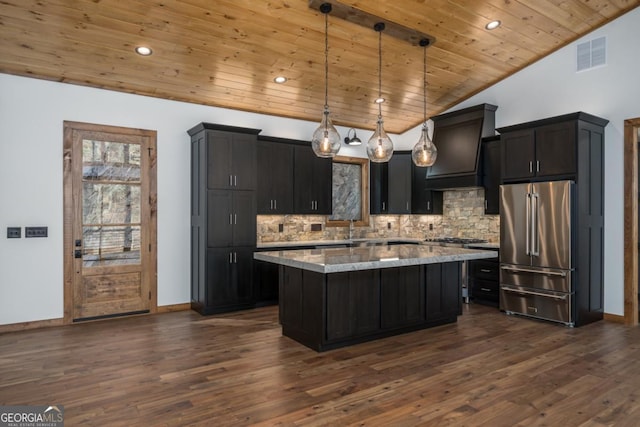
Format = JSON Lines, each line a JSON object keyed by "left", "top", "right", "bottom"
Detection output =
{"left": 349, "top": 220, "right": 355, "bottom": 240}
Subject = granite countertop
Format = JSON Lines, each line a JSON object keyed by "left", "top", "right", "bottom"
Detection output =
{"left": 253, "top": 244, "right": 498, "bottom": 274}
{"left": 256, "top": 237, "right": 424, "bottom": 249}
{"left": 465, "top": 242, "right": 500, "bottom": 250}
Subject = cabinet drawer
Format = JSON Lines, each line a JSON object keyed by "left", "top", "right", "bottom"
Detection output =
{"left": 470, "top": 279, "right": 499, "bottom": 304}
{"left": 469, "top": 259, "right": 499, "bottom": 281}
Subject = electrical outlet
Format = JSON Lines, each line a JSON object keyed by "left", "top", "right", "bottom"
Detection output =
{"left": 278, "top": 223, "right": 284, "bottom": 233}
{"left": 310, "top": 223, "right": 322, "bottom": 232}
{"left": 387, "top": 222, "right": 391, "bottom": 230}
{"left": 429, "top": 223, "right": 433, "bottom": 231}
{"left": 25, "top": 226, "right": 48, "bottom": 238}
{"left": 7, "top": 227, "right": 21, "bottom": 238}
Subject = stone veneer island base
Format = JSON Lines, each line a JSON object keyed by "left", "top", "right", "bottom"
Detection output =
{"left": 254, "top": 244, "right": 497, "bottom": 352}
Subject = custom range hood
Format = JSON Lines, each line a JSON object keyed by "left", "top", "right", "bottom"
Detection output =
{"left": 421, "top": 103, "right": 497, "bottom": 189}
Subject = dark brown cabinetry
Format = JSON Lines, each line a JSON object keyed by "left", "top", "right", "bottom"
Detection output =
{"left": 188, "top": 123, "right": 259, "bottom": 315}
{"left": 256, "top": 138, "right": 294, "bottom": 214}
{"left": 468, "top": 256, "right": 499, "bottom": 306}
{"left": 381, "top": 266, "right": 425, "bottom": 329}
{"left": 425, "top": 262, "right": 461, "bottom": 323}
{"left": 500, "top": 119, "right": 577, "bottom": 181}
{"left": 370, "top": 152, "right": 412, "bottom": 214}
{"left": 293, "top": 144, "right": 332, "bottom": 214}
{"left": 412, "top": 164, "right": 443, "bottom": 214}
{"left": 481, "top": 136, "right": 501, "bottom": 214}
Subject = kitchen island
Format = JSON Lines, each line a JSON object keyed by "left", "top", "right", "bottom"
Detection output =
{"left": 254, "top": 244, "right": 497, "bottom": 351}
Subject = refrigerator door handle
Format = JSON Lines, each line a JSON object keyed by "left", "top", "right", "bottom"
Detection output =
{"left": 501, "top": 265, "right": 567, "bottom": 277}
{"left": 525, "top": 193, "right": 531, "bottom": 256}
{"left": 531, "top": 192, "right": 540, "bottom": 256}
{"left": 501, "top": 285, "right": 568, "bottom": 300}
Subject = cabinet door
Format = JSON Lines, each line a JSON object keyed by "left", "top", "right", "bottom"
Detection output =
{"left": 231, "top": 134, "right": 257, "bottom": 190}
{"left": 205, "top": 248, "right": 234, "bottom": 308}
{"left": 370, "top": 162, "right": 388, "bottom": 214}
{"left": 501, "top": 129, "right": 535, "bottom": 181}
{"left": 232, "top": 191, "right": 256, "bottom": 246}
{"left": 326, "top": 270, "right": 380, "bottom": 341}
{"left": 381, "top": 266, "right": 425, "bottom": 329}
{"left": 482, "top": 138, "right": 500, "bottom": 214}
{"left": 233, "top": 247, "right": 255, "bottom": 306}
{"left": 294, "top": 146, "right": 332, "bottom": 214}
{"left": 254, "top": 259, "right": 279, "bottom": 304}
{"left": 262, "top": 142, "right": 293, "bottom": 214}
{"left": 207, "top": 190, "right": 233, "bottom": 247}
{"left": 426, "top": 262, "right": 461, "bottom": 323}
{"left": 388, "top": 153, "right": 411, "bottom": 214}
{"left": 207, "top": 132, "right": 233, "bottom": 190}
{"left": 535, "top": 121, "right": 576, "bottom": 177}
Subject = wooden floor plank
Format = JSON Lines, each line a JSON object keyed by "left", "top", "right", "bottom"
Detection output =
{"left": 2, "top": 305, "right": 640, "bottom": 425}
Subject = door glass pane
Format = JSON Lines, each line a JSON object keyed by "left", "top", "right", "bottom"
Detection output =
{"left": 82, "top": 139, "right": 142, "bottom": 267}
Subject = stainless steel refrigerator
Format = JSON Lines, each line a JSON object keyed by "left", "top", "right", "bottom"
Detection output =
{"left": 499, "top": 180, "right": 574, "bottom": 326}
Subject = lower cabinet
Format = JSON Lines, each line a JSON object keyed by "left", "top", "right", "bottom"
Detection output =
{"left": 381, "top": 266, "right": 425, "bottom": 329}
{"left": 279, "top": 262, "right": 462, "bottom": 351}
{"left": 253, "top": 260, "right": 279, "bottom": 306}
{"left": 468, "top": 257, "right": 500, "bottom": 307}
{"left": 426, "top": 262, "right": 461, "bottom": 323}
{"left": 194, "top": 246, "right": 255, "bottom": 314}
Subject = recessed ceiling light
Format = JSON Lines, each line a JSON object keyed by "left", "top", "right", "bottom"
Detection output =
{"left": 135, "top": 46, "right": 153, "bottom": 56}
{"left": 485, "top": 20, "right": 501, "bottom": 30}
{"left": 274, "top": 76, "right": 288, "bottom": 84}
{"left": 374, "top": 97, "right": 385, "bottom": 104}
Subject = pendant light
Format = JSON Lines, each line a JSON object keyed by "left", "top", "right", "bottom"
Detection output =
{"left": 411, "top": 38, "right": 438, "bottom": 167}
{"left": 311, "top": 3, "right": 341, "bottom": 158}
{"left": 366, "top": 22, "right": 393, "bottom": 163}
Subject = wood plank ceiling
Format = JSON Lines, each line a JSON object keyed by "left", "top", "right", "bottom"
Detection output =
{"left": 1, "top": 0, "right": 638, "bottom": 134}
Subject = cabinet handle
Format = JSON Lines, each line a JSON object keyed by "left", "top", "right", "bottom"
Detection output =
{"left": 234, "top": 214, "right": 237, "bottom": 225}
{"left": 229, "top": 175, "right": 233, "bottom": 186}
{"left": 234, "top": 175, "right": 237, "bottom": 186}
{"left": 229, "top": 214, "right": 233, "bottom": 225}
{"left": 233, "top": 252, "right": 237, "bottom": 263}
{"left": 529, "top": 161, "right": 533, "bottom": 173}
{"left": 382, "top": 202, "right": 386, "bottom": 211}
{"left": 536, "top": 160, "right": 540, "bottom": 172}
{"left": 480, "top": 269, "right": 492, "bottom": 273}
{"left": 406, "top": 202, "right": 409, "bottom": 211}
{"left": 270, "top": 199, "right": 273, "bottom": 210}
{"left": 427, "top": 201, "right": 430, "bottom": 211}
{"left": 229, "top": 252, "right": 233, "bottom": 264}
{"left": 480, "top": 288, "right": 492, "bottom": 292}
{"left": 485, "top": 200, "right": 488, "bottom": 210}
{"left": 274, "top": 199, "right": 277, "bottom": 210}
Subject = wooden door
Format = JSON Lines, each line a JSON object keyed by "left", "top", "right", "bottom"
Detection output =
{"left": 63, "top": 121, "right": 157, "bottom": 322}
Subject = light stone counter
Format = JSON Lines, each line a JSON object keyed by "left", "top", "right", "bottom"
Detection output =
{"left": 253, "top": 244, "right": 497, "bottom": 274}
{"left": 256, "top": 237, "right": 423, "bottom": 249}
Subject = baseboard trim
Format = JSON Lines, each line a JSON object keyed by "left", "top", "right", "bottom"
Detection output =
{"left": 157, "top": 303, "right": 191, "bottom": 313}
{"left": 603, "top": 313, "right": 625, "bottom": 324}
{"left": 0, "top": 318, "right": 64, "bottom": 334}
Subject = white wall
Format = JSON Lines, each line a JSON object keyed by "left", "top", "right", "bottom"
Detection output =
{"left": 1, "top": 7, "right": 638, "bottom": 325}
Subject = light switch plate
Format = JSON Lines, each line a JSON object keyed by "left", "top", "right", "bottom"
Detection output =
{"left": 25, "top": 226, "right": 48, "bottom": 238}
{"left": 7, "top": 227, "right": 21, "bottom": 238}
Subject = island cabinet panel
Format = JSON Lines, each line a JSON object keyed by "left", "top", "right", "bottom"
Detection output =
{"left": 279, "top": 267, "right": 323, "bottom": 345}
{"left": 326, "top": 270, "right": 380, "bottom": 342}
{"left": 381, "top": 266, "right": 425, "bottom": 329}
{"left": 425, "top": 262, "right": 461, "bottom": 324}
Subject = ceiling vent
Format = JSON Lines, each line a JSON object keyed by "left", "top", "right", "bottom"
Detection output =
{"left": 577, "top": 36, "right": 606, "bottom": 72}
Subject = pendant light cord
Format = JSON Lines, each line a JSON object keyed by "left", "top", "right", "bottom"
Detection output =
{"left": 378, "top": 29, "right": 382, "bottom": 119}
{"left": 423, "top": 45, "right": 427, "bottom": 124}
{"left": 324, "top": 12, "right": 329, "bottom": 110}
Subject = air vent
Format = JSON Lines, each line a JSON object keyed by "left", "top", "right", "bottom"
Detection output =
{"left": 577, "top": 36, "right": 606, "bottom": 72}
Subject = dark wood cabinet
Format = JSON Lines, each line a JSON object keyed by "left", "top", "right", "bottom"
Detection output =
{"left": 293, "top": 144, "right": 332, "bottom": 214}
{"left": 188, "top": 123, "right": 259, "bottom": 315}
{"left": 468, "top": 256, "right": 499, "bottom": 307}
{"left": 500, "top": 119, "right": 577, "bottom": 181}
{"left": 425, "top": 262, "right": 461, "bottom": 323}
{"left": 370, "top": 152, "right": 414, "bottom": 214}
{"left": 381, "top": 266, "right": 425, "bottom": 329}
{"left": 256, "top": 139, "right": 294, "bottom": 214}
{"left": 412, "top": 164, "right": 443, "bottom": 214}
{"left": 481, "top": 136, "right": 500, "bottom": 214}
{"left": 326, "top": 270, "right": 380, "bottom": 341}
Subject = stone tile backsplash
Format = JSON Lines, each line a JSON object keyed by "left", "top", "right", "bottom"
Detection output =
{"left": 257, "top": 188, "right": 500, "bottom": 244}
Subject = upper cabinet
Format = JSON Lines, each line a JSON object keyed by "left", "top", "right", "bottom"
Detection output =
{"left": 200, "top": 127, "right": 257, "bottom": 190}
{"left": 412, "top": 163, "right": 443, "bottom": 215}
{"left": 370, "top": 152, "right": 412, "bottom": 214}
{"left": 498, "top": 112, "right": 608, "bottom": 182}
{"left": 293, "top": 144, "right": 332, "bottom": 214}
{"left": 256, "top": 138, "right": 294, "bottom": 214}
{"left": 481, "top": 136, "right": 500, "bottom": 215}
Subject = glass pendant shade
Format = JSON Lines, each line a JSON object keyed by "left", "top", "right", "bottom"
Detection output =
{"left": 367, "top": 117, "right": 394, "bottom": 163}
{"left": 412, "top": 123, "right": 438, "bottom": 167}
{"left": 311, "top": 107, "right": 341, "bottom": 157}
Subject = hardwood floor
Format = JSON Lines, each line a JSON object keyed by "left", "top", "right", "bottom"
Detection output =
{"left": 2, "top": 304, "right": 640, "bottom": 426}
